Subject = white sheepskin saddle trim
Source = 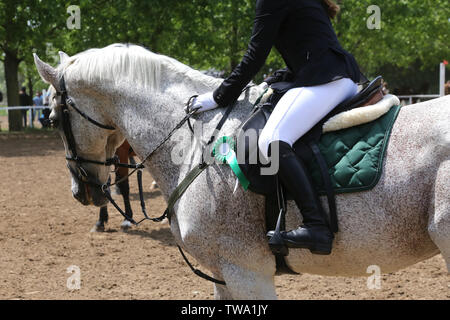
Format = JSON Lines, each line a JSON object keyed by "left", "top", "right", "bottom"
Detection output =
{"left": 322, "top": 94, "right": 400, "bottom": 133}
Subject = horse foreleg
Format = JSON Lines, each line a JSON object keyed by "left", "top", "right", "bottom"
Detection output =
{"left": 117, "top": 177, "right": 133, "bottom": 231}
{"left": 91, "top": 206, "right": 108, "bottom": 232}
{"left": 114, "top": 150, "right": 134, "bottom": 231}
{"left": 218, "top": 262, "right": 277, "bottom": 300}
{"left": 428, "top": 161, "right": 450, "bottom": 273}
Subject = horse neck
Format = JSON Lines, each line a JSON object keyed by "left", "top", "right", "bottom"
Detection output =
{"left": 108, "top": 62, "right": 225, "bottom": 199}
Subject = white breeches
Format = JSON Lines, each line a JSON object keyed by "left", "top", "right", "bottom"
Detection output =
{"left": 258, "top": 77, "right": 358, "bottom": 159}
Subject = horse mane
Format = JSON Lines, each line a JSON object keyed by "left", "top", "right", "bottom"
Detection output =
{"left": 59, "top": 43, "right": 220, "bottom": 90}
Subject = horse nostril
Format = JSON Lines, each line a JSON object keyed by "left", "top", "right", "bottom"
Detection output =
{"left": 72, "top": 182, "right": 90, "bottom": 206}
{"left": 73, "top": 191, "right": 84, "bottom": 203}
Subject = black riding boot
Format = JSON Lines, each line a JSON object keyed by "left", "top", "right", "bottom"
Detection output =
{"left": 271, "top": 141, "right": 334, "bottom": 255}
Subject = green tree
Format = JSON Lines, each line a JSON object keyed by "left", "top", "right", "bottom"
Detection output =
{"left": 2, "top": 0, "right": 448, "bottom": 127}
{"left": 0, "top": 60, "right": 5, "bottom": 104}
{"left": 335, "top": 0, "right": 449, "bottom": 93}
{"left": 0, "top": 0, "right": 66, "bottom": 130}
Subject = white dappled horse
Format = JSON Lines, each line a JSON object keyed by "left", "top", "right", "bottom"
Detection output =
{"left": 35, "top": 44, "right": 449, "bottom": 299}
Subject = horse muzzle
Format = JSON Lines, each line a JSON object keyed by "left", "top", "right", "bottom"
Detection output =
{"left": 69, "top": 165, "right": 109, "bottom": 207}
{"left": 72, "top": 181, "right": 109, "bottom": 207}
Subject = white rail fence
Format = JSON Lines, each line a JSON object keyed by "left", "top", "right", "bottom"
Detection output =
{"left": 397, "top": 94, "right": 441, "bottom": 106}
{"left": 0, "top": 106, "right": 51, "bottom": 129}
{"left": 398, "top": 61, "right": 447, "bottom": 105}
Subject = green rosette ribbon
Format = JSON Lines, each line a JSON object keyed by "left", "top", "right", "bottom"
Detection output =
{"left": 212, "top": 136, "right": 250, "bottom": 191}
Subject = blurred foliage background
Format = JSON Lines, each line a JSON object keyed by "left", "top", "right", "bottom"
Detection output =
{"left": 0, "top": 0, "right": 449, "bottom": 129}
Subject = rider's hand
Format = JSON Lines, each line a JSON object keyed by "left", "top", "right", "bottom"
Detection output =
{"left": 192, "top": 91, "right": 218, "bottom": 113}
{"left": 258, "top": 82, "right": 269, "bottom": 91}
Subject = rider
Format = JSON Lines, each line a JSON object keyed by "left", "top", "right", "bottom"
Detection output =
{"left": 192, "top": 0, "right": 362, "bottom": 255}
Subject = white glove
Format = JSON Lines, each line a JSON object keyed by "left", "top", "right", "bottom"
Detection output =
{"left": 192, "top": 91, "right": 218, "bottom": 113}
{"left": 258, "top": 82, "right": 269, "bottom": 91}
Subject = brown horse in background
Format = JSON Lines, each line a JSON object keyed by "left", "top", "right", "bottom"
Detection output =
{"left": 91, "top": 140, "right": 136, "bottom": 232}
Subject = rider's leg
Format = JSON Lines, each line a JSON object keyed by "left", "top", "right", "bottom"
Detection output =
{"left": 272, "top": 140, "right": 334, "bottom": 254}
{"left": 259, "top": 78, "right": 358, "bottom": 255}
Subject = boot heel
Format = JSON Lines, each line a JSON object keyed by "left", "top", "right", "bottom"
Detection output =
{"left": 309, "top": 243, "right": 332, "bottom": 255}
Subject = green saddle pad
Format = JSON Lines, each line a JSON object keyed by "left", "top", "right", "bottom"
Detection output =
{"left": 306, "top": 105, "right": 401, "bottom": 195}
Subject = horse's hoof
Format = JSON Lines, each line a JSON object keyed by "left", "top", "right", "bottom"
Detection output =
{"left": 90, "top": 224, "right": 105, "bottom": 233}
{"left": 120, "top": 220, "right": 133, "bottom": 231}
{"left": 150, "top": 181, "right": 158, "bottom": 190}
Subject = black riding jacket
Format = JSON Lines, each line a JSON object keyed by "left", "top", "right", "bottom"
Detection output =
{"left": 213, "top": 0, "right": 362, "bottom": 107}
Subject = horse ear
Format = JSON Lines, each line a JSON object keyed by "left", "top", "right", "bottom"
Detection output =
{"left": 33, "top": 53, "right": 59, "bottom": 89}
{"left": 59, "top": 51, "right": 70, "bottom": 64}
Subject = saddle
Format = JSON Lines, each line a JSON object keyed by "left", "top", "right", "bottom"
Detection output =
{"left": 236, "top": 76, "right": 384, "bottom": 197}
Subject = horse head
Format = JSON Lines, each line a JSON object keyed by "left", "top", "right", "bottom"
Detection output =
{"left": 34, "top": 52, "right": 125, "bottom": 207}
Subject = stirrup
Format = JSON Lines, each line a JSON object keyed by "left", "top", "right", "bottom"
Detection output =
{"left": 268, "top": 207, "right": 289, "bottom": 256}
{"left": 268, "top": 175, "right": 288, "bottom": 256}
